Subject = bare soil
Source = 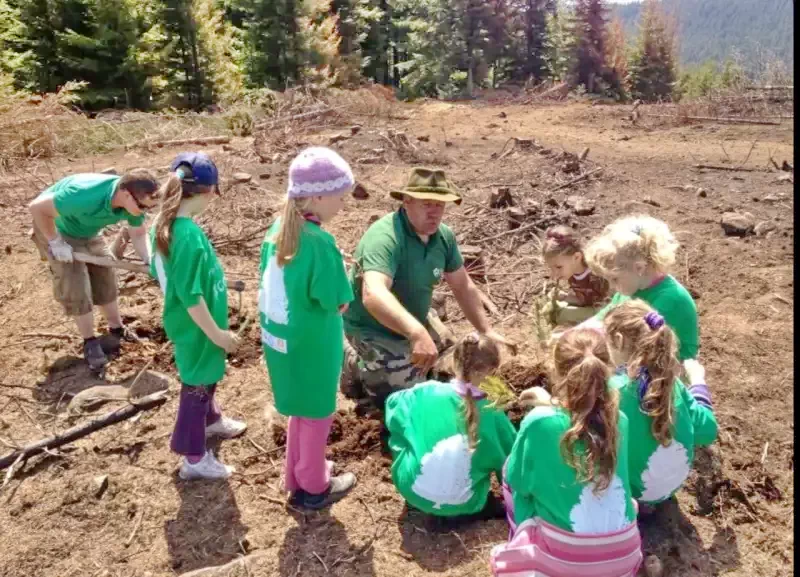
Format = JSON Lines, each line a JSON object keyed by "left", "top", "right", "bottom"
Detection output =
{"left": 0, "top": 99, "right": 793, "bottom": 577}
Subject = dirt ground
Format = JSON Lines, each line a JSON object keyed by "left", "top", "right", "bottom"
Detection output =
{"left": 0, "top": 99, "right": 793, "bottom": 577}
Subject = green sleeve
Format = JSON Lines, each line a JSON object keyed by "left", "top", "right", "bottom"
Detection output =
{"left": 679, "top": 382, "right": 718, "bottom": 447}
{"left": 674, "top": 304, "right": 699, "bottom": 361}
{"left": 357, "top": 224, "right": 399, "bottom": 279}
{"left": 489, "top": 410, "right": 518, "bottom": 477}
{"left": 309, "top": 232, "right": 354, "bottom": 313}
{"left": 126, "top": 213, "right": 146, "bottom": 227}
{"left": 440, "top": 224, "right": 464, "bottom": 273}
{"left": 169, "top": 233, "right": 207, "bottom": 308}
{"left": 51, "top": 180, "right": 100, "bottom": 217}
{"left": 384, "top": 390, "right": 412, "bottom": 456}
{"left": 506, "top": 419, "right": 538, "bottom": 526}
{"left": 594, "top": 292, "right": 627, "bottom": 321}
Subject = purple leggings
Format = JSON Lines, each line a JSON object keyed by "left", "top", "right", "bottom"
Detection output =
{"left": 170, "top": 384, "right": 222, "bottom": 458}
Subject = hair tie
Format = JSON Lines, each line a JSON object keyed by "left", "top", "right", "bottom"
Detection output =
{"left": 546, "top": 230, "right": 564, "bottom": 242}
{"left": 464, "top": 331, "right": 480, "bottom": 343}
{"left": 175, "top": 167, "right": 187, "bottom": 180}
{"left": 644, "top": 311, "right": 665, "bottom": 330}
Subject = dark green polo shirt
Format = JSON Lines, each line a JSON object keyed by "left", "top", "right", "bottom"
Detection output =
{"left": 343, "top": 209, "right": 464, "bottom": 341}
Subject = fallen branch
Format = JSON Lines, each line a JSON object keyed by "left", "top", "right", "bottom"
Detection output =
{"left": 254, "top": 107, "right": 340, "bottom": 130}
{"left": 20, "top": 332, "right": 76, "bottom": 341}
{"left": 693, "top": 164, "right": 765, "bottom": 173}
{"left": 129, "top": 135, "right": 231, "bottom": 149}
{"left": 0, "top": 391, "right": 168, "bottom": 470}
{"left": 643, "top": 113, "right": 782, "bottom": 126}
{"left": 550, "top": 167, "right": 603, "bottom": 193}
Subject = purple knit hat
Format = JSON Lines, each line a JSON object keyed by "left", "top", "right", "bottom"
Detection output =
{"left": 287, "top": 147, "right": 355, "bottom": 199}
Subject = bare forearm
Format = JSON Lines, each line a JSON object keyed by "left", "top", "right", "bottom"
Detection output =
{"left": 30, "top": 205, "right": 58, "bottom": 242}
{"left": 364, "top": 288, "right": 425, "bottom": 339}
{"left": 129, "top": 229, "right": 149, "bottom": 263}
{"left": 187, "top": 298, "right": 224, "bottom": 346}
{"left": 453, "top": 283, "right": 490, "bottom": 333}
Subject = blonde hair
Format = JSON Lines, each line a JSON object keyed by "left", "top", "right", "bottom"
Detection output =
{"left": 272, "top": 198, "right": 313, "bottom": 267}
{"left": 604, "top": 300, "right": 680, "bottom": 446}
{"left": 585, "top": 215, "right": 679, "bottom": 278}
{"left": 452, "top": 333, "right": 501, "bottom": 450}
{"left": 153, "top": 169, "right": 212, "bottom": 257}
{"left": 153, "top": 174, "right": 183, "bottom": 257}
{"left": 552, "top": 328, "right": 618, "bottom": 492}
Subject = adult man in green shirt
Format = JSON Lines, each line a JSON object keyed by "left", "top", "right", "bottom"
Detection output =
{"left": 29, "top": 170, "right": 161, "bottom": 372}
{"left": 342, "top": 168, "right": 514, "bottom": 408}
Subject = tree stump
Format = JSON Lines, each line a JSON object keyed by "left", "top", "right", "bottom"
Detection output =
{"left": 490, "top": 187, "right": 515, "bottom": 209}
{"left": 507, "top": 207, "right": 527, "bottom": 230}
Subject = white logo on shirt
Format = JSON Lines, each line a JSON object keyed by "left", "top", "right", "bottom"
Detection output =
{"left": 258, "top": 254, "right": 289, "bottom": 325}
{"left": 433, "top": 268, "right": 442, "bottom": 279}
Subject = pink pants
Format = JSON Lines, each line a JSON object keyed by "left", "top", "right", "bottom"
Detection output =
{"left": 284, "top": 416, "right": 334, "bottom": 495}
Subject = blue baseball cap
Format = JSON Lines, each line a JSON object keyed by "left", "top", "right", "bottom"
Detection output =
{"left": 170, "top": 152, "right": 220, "bottom": 194}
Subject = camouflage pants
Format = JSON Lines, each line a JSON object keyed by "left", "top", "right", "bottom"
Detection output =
{"left": 341, "top": 310, "right": 453, "bottom": 409}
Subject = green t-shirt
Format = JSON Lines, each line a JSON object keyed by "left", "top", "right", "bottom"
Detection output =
{"left": 610, "top": 372, "right": 718, "bottom": 504}
{"left": 506, "top": 406, "right": 636, "bottom": 534}
{"left": 149, "top": 218, "right": 228, "bottom": 386}
{"left": 39, "top": 174, "right": 145, "bottom": 239}
{"left": 259, "top": 219, "right": 354, "bottom": 419}
{"left": 343, "top": 209, "right": 464, "bottom": 341}
{"left": 596, "top": 275, "right": 699, "bottom": 360}
{"left": 385, "top": 380, "right": 517, "bottom": 516}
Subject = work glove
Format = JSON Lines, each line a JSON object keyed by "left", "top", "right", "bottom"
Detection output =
{"left": 48, "top": 236, "right": 74, "bottom": 263}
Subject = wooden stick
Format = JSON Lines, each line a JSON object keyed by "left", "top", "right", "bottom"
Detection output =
{"left": 550, "top": 167, "right": 603, "bottom": 193}
{"left": 692, "top": 164, "right": 765, "bottom": 173}
{"left": 72, "top": 253, "right": 246, "bottom": 292}
{"left": 0, "top": 391, "right": 168, "bottom": 470}
{"left": 129, "top": 135, "right": 231, "bottom": 149}
{"left": 643, "top": 113, "right": 782, "bottom": 126}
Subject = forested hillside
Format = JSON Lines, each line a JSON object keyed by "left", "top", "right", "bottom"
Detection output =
{"left": 0, "top": 0, "right": 778, "bottom": 110}
{"left": 613, "top": 0, "right": 794, "bottom": 69}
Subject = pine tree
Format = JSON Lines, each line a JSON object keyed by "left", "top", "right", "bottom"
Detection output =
{"left": 605, "top": 14, "right": 627, "bottom": 98}
{"left": 193, "top": 0, "right": 244, "bottom": 105}
{"left": 628, "top": 0, "right": 677, "bottom": 102}
{"left": 569, "top": 0, "right": 611, "bottom": 94}
{"left": 543, "top": 2, "right": 571, "bottom": 82}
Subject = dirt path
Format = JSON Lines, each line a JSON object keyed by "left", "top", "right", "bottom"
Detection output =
{"left": 0, "top": 101, "right": 793, "bottom": 577}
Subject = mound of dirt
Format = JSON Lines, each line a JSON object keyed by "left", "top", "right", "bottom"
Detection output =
{"left": 496, "top": 357, "right": 550, "bottom": 394}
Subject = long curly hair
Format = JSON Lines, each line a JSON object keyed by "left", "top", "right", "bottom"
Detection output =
{"left": 604, "top": 300, "right": 680, "bottom": 446}
{"left": 552, "top": 328, "right": 619, "bottom": 492}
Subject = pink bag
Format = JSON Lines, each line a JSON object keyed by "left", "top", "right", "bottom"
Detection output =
{"left": 490, "top": 516, "right": 643, "bottom": 577}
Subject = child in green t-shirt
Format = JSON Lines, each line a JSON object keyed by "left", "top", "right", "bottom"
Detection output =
{"left": 150, "top": 152, "right": 247, "bottom": 481}
{"left": 604, "top": 300, "right": 718, "bottom": 509}
{"left": 385, "top": 333, "right": 516, "bottom": 521}
{"left": 582, "top": 214, "right": 699, "bottom": 361}
{"left": 259, "top": 147, "right": 356, "bottom": 511}
{"left": 494, "top": 328, "right": 642, "bottom": 576}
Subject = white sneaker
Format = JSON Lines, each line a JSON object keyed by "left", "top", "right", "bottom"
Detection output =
{"left": 205, "top": 416, "right": 248, "bottom": 439}
{"left": 179, "top": 452, "right": 234, "bottom": 480}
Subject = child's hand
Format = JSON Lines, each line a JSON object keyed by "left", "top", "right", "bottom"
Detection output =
{"left": 519, "top": 386, "right": 552, "bottom": 408}
{"left": 217, "top": 330, "right": 241, "bottom": 354}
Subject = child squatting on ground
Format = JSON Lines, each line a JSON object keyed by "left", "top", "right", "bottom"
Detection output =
{"left": 259, "top": 147, "right": 357, "bottom": 510}
{"left": 582, "top": 214, "right": 699, "bottom": 361}
{"left": 604, "top": 300, "right": 718, "bottom": 510}
{"left": 492, "top": 328, "right": 643, "bottom": 577}
{"left": 540, "top": 225, "right": 610, "bottom": 327}
{"left": 384, "top": 332, "right": 516, "bottom": 522}
{"left": 150, "top": 152, "right": 247, "bottom": 481}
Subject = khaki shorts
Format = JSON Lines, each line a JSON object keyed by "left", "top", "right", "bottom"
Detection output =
{"left": 32, "top": 225, "right": 118, "bottom": 316}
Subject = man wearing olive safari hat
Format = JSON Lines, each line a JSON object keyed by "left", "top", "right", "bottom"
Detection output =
{"left": 342, "top": 168, "right": 514, "bottom": 409}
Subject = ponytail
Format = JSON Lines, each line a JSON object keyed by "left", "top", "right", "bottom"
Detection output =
{"left": 154, "top": 174, "right": 183, "bottom": 257}
{"left": 453, "top": 332, "right": 501, "bottom": 451}
{"left": 604, "top": 300, "right": 680, "bottom": 446}
{"left": 273, "top": 198, "right": 311, "bottom": 267}
{"left": 553, "top": 329, "right": 618, "bottom": 492}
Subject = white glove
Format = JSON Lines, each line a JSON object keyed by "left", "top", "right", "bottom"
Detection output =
{"left": 48, "top": 236, "right": 74, "bottom": 263}
{"left": 683, "top": 359, "right": 706, "bottom": 385}
{"left": 519, "top": 386, "right": 553, "bottom": 408}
